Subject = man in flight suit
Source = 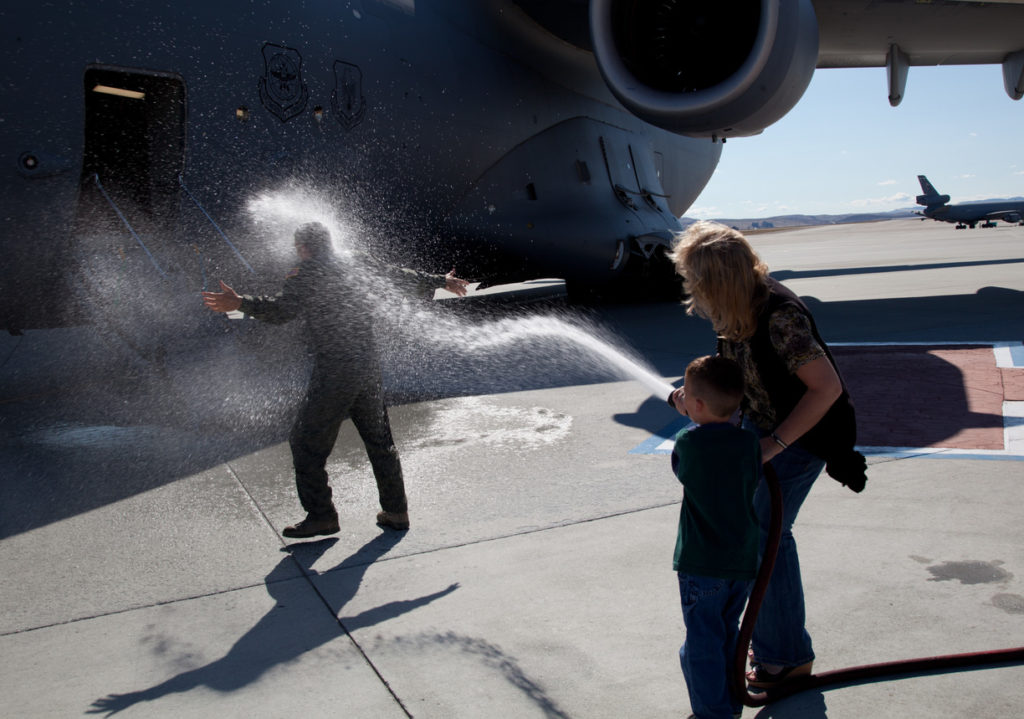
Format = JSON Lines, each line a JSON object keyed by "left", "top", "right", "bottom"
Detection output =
{"left": 202, "top": 222, "right": 468, "bottom": 538}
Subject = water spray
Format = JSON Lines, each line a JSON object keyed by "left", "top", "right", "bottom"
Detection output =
{"left": 447, "top": 313, "right": 676, "bottom": 401}
{"left": 243, "top": 183, "right": 679, "bottom": 405}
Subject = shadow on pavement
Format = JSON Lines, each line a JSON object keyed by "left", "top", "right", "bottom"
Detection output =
{"left": 85, "top": 533, "right": 458, "bottom": 716}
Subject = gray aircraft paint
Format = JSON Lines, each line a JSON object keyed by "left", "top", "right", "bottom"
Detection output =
{"left": 4, "top": 0, "right": 1024, "bottom": 333}
{"left": 916, "top": 175, "right": 1024, "bottom": 229}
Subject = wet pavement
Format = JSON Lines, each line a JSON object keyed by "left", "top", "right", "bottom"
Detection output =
{"left": 2, "top": 219, "right": 1023, "bottom": 717}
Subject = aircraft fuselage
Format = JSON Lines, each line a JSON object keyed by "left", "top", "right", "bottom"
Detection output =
{"left": 2, "top": 0, "right": 721, "bottom": 332}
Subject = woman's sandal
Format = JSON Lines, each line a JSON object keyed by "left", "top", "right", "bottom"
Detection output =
{"left": 745, "top": 660, "right": 813, "bottom": 689}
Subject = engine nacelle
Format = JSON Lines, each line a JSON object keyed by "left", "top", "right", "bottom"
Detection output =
{"left": 589, "top": 0, "right": 819, "bottom": 138}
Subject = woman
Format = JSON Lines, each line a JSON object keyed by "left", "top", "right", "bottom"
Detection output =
{"left": 667, "top": 221, "right": 866, "bottom": 689}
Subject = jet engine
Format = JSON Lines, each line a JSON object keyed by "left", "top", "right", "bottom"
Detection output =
{"left": 589, "top": 0, "right": 819, "bottom": 138}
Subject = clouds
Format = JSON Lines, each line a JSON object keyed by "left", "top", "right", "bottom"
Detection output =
{"left": 846, "top": 192, "right": 913, "bottom": 209}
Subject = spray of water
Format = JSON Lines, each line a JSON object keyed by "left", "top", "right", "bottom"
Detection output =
{"left": 245, "top": 183, "right": 363, "bottom": 263}
{"left": 241, "top": 185, "right": 677, "bottom": 404}
{"left": 58, "top": 179, "right": 680, "bottom": 440}
{"left": 407, "top": 309, "right": 674, "bottom": 401}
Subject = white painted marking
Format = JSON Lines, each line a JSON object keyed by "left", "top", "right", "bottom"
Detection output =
{"left": 994, "top": 341, "right": 1024, "bottom": 368}
{"left": 632, "top": 342, "right": 1024, "bottom": 460}
{"left": 1005, "top": 401, "right": 1024, "bottom": 454}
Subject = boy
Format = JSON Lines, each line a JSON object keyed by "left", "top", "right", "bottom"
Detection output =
{"left": 669, "top": 355, "right": 761, "bottom": 719}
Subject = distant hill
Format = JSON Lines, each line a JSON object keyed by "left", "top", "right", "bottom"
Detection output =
{"left": 680, "top": 208, "right": 918, "bottom": 231}
{"left": 681, "top": 196, "right": 1024, "bottom": 232}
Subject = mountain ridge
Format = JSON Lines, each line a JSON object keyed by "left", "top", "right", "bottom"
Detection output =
{"left": 682, "top": 196, "right": 1024, "bottom": 231}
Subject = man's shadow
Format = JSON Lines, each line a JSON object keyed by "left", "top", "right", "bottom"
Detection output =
{"left": 88, "top": 533, "right": 458, "bottom": 716}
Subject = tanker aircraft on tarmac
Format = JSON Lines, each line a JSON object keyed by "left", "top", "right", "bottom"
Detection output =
{"left": 5, "top": 0, "right": 1024, "bottom": 339}
{"left": 916, "top": 175, "right": 1024, "bottom": 229}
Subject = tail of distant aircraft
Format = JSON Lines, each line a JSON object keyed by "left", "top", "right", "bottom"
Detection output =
{"left": 916, "top": 175, "right": 950, "bottom": 206}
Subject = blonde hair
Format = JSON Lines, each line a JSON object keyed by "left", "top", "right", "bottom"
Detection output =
{"left": 668, "top": 221, "right": 770, "bottom": 341}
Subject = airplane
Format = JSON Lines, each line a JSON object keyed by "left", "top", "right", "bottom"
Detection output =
{"left": 5, "top": 0, "right": 1024, "bottom": 341}
{"left": 915, "top": 175, "right": 1024, "bottom": 229}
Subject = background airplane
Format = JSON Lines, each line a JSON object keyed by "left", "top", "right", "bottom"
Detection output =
{"left": 916, "top": 175, "right": 1024, "bottom": 229}
{"left": 4, "top": 0, "right": 1024, "bottom": 339}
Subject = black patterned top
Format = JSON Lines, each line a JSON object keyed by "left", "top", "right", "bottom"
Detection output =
{"left": 719, "top": 304, "right": 826, "bottom": 430}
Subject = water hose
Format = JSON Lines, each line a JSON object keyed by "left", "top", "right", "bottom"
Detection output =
{"left": 731, "top": 463, "right": 1024, "bottom": 708}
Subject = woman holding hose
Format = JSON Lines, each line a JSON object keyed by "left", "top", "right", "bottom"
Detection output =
{"left": 667, "top": 221, "right": 866, "bottom": 690}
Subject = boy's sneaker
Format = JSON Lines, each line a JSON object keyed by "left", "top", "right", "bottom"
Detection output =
{"left": 282, "top": 514, "right": 340, "bottom": 538}
{"left": 376, "top": 510, "right": 410, "bottom": 530}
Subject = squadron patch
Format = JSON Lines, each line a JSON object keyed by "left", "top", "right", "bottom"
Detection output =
{"left": 332, "top": 60, "right": 366, "bottom": 130}
{"left": 259, "top": 43, "right": 309, "bottom": 122}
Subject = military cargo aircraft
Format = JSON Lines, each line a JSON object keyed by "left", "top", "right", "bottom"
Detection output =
{"left": 5, "top": 0, "right": 1024, "bottom": 335}
{"left": 916, "top": 175, "right": 1024, "bottom": 229}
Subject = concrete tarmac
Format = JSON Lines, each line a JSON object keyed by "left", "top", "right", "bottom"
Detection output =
{"left": 2, "top": 218, "right": 1023, "bottom": 717}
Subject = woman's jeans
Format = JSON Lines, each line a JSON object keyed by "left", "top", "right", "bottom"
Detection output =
{"left": 678, "top": 573, "right": 752, "bottom": 719}
{"left": 747, "top": 420, "right": 825, "bottom": 668}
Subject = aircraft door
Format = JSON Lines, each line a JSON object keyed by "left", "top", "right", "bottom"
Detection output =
{"left": 73, "top": 67, "right": 191, "bottom": 364}
{"left": 81, "top": 67, "right": 186, "bottom": 220}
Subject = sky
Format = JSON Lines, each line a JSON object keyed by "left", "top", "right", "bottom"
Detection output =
{"left": 686, "top": 64, "right": 1024, "bottom": 220}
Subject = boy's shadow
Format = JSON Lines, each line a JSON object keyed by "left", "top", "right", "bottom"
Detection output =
{"left": 88, "top": 533, "right": 458, "bottom": 716}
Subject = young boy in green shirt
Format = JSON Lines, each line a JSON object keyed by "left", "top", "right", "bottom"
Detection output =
{"left": 669, "top": 355, "right": 761, "bottom": 719}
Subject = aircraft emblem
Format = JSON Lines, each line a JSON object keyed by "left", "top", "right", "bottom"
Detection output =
{"left": 332, "top": 60, "right": 366, "bottom": 130}
{"left": 258, "top": 43, "right": 309, "bottom": 122}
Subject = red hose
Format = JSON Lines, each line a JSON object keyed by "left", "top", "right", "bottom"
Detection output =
{"left": 731, "top": 463, "right": 1024, "bottom": 707}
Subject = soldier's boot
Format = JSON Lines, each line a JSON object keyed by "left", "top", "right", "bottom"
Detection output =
{"left": 376, "top": 510, "right": 410, "bottom": 531}
{"left": 283, "top": 513, "right": 340, "bottom": 539}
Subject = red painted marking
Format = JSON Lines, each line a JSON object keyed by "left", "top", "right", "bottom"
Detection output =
{"left": 832, "top": 346, "right": 1006, "bottom": 450}
{"left": 1002, "top": 368, "right": 1024, "bottom": 402}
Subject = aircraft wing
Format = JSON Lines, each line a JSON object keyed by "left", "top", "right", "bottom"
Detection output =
{"left": 814, "top": 0, "right": 1024, "bottom": 68}
{"left": 814, "top": 0, "right": 1024, "bottom": 104}
{"left": 984, "top": 209, "right": 1024, "bottom": 223}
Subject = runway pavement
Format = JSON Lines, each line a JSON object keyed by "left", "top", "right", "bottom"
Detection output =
{"left": 2, "top": 218, "right": 1023, "bottom": 717}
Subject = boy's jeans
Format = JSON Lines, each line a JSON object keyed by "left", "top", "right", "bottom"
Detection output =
{"left": 678, "top": 573, "right": 752, "bottom": 719}
{"left": 747, "top": 421, "right": 825, "bottom": 668}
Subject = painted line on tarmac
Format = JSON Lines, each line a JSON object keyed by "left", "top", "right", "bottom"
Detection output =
{"left": 631, "top": 341, "right": 1024, "bottom": 461}
{"left": 628, "top": 416, "right": 693, "bottom": 456}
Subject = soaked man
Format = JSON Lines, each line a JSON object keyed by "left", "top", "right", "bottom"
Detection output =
{"left": 202, "top": 222, "right": 468, "bottom": 538}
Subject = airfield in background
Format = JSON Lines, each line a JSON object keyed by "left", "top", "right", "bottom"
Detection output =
{"left": 2, "top": 218, "right": 1023, "bottom": 718}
